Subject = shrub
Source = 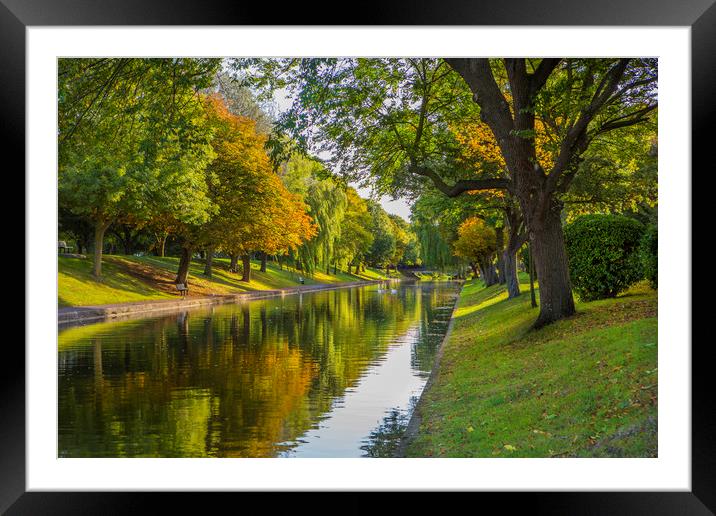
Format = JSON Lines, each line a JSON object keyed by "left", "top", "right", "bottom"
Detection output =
{"left": 564, "top": 214, "right": 645, "bottom": 301}
{"left": 640, "top": 224, "right": 658, "bottom": 288}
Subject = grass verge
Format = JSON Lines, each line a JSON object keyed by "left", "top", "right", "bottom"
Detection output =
{"left": 59, "top": 254, "right": 390, "bottom": 307}
{"left": 403, "top": 274, "right": 657, "bottom": 457}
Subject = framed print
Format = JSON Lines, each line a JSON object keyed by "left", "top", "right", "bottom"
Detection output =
{"left": 4, "top": 0, "right": 711, "bottom": 513}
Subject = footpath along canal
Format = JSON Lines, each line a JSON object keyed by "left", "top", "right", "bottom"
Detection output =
{"left": 58, "top": 280, "right": 462, "bottom": 457}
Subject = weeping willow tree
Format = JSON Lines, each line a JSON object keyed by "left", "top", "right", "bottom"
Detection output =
{"left": 413, "top": 218, "right": 454, "bottom": 271}
{"left": 279, "top": 155, "right": 347, "bottom": 275}
{"left": 301, "top": 179, "right": 347, "bottom": 274}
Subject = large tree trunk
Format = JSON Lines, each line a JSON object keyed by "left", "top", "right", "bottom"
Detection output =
{"left": 241, "top": 254, "right": 252, "bottom": 282}
{"left": 495, "top": 226, "right": 506, "bottom": 284}
{"left": 175, "top": 246, "right": 192, "bottom": 286}
{"left": 260, "top": 252, "right": 267, "bottom": 273}
{"left": 529, "top": 207, "right": 575, "bottom": 328}
{"left": 470, "top": 262, "right": 479, "bottom": 279}
{"left": 203, "top": 246, "right": 214, "bottom": 278}
{"left": 92, "top": 220, "right": 111, "bottom": 279}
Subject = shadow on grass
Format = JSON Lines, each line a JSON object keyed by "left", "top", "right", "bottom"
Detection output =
{"left": 58, "top": 255, "right": 171, "bottom": 307}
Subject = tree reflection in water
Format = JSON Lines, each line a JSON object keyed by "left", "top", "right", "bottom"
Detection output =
{"left": 58, "top": 283, "right": 460, "bottom": 457}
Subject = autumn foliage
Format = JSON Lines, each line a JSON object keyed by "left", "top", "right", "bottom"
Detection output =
{"left": 203, "top": 95, "right": 317, "bottom": 258}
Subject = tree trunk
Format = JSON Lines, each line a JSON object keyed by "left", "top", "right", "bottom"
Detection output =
{"left": 495, "top": 226, "right": 506, "bottom": 284}
{"left": 260, "top": 252, "right": 267, "bottom": 273}
{"left": 502, "top": 248, "right": 520, "bottom": 298}
{"left": 277, "top": 255, "right": 283, "bottom": 270}
{"left": 122, "top": 227, "right": 133, "bottom": 255}
{"left": 347, "top": 263, "right": 352, "bottom": 275}
{"left": 480, "top": 259, "right": 499, "bottom": 287}
{"left": 155, "top": 233, "right": 167, "bottom": 257}
{"left": 529, "top": 208, "right": 575, "bottom": 328}
{"left": 241, "top": 254, "right": 251, "bottom": 282}
{"left": 333, "top": 263, "right": 337, "bottom": 275}
{"left": 470, "top": 262, "right": 479, "bottom": 279}
{"left": 92, "top": 220, "right": 110, "bottom": 279}
{"left": 529, "top": 242, "right": 537, "bottom": 308}
{"left": 229, "top": 253, "right": 239, "bottom": 273}
{"left": 175, "top": 246, "right": 192, "bottom": 286}
{"left": 203, "top": 246, "right": 214, "bottom": 278}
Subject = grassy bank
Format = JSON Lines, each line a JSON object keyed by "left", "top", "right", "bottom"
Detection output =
{"left": 59, "top": 254, "right": 390, "bottom": 307}
{"left": 404, "top": 274, "right": 657, "bottom": 458}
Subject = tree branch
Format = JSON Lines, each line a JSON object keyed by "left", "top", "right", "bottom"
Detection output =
{"left": 546, "top": 59, "right": 631, "bottom": 194}
{"left": 444, "top": 58, "right": 514, "bottom": 142}
{"left": 409, "top": 165, "right": 511, "bottom": 197}
{"left": 529, "top": 58, "right": 561, "bottom": 95}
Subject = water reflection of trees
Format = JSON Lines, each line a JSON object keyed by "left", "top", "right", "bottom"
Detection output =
{"left": 58, "top": 284, "right": 459, "bottom": 457}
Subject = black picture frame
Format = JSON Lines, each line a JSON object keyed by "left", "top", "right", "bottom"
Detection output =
{"left": 5, "top": 1, "right": 709, "bottom": 513}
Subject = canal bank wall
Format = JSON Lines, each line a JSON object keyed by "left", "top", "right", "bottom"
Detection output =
{"left": 58, "top": 279, "right": 400, "bottom": 327}
{"left": 394, "top": 280, "right": 465, "bottom": 457}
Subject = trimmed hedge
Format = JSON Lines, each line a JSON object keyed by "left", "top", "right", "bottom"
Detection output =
{"left": 640, "top": 224, "right": 658, "bottom": 289}
{"left": 564, "top": 214, "right": 645, "bottom": 301}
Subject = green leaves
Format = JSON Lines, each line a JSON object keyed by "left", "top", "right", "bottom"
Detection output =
{"left": 59, "top": 58, "right": 221, "bottom": 228}
{"left": 564, "top": 214, "right": 646, "bottom": 300}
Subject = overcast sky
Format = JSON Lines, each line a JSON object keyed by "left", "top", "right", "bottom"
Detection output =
{"left": 270, "top": 86, "right": 413, "bottom": 221}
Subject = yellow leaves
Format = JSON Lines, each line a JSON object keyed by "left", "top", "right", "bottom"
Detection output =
{"left": 451, "top": 117, "right": 557, "bottom": 172}
{"left": 453, "top": 217, "right": 497, "bottom": 261}
{"left": 503, "top": 444, "right": 517, "bottom": 452}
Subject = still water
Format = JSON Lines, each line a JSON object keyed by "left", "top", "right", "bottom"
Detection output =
{"left": 58, "top": 282, "right": 460, "bottom": 457}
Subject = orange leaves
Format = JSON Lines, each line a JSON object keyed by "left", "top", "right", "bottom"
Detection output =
{"left": 202, "top": 95, "right": 317, "bottom": 256}
{"left": 451, "top": 117, "right": 556, "bottom": 173}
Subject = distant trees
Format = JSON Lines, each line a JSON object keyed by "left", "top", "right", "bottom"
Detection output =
{"left": 453, "top": 217, "right": 498, "bottom": 285}
{"left": 335, "top": 188, "right": 374, "bottom": 274}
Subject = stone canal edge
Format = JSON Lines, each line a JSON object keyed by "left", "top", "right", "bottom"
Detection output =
{"left": 58, "top": 279, "right": 393, "bottom": 327}
{"left": 394, "top": 281, "right": 465, "bottom": 457}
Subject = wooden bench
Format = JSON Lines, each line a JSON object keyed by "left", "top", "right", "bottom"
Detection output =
{"left": 58, "top": 240, "right": 74, "bottom": 254}
{"left": 175, "top": 283, "right": 189, "bottom": 297}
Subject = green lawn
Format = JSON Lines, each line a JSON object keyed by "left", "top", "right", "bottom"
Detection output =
{"left": 58, "top": 254, "right": 389, "bottom": 308}
{"left": 404, "top": 273, "right": 657, "bottom": 457}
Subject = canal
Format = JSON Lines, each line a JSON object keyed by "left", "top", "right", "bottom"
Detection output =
{"left": 58, "top": 281, "right": 461, "bottom": 457}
